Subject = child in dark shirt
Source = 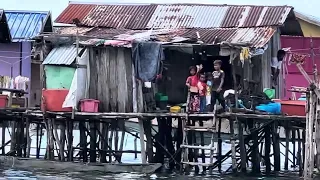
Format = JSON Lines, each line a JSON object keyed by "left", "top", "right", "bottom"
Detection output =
{"left": 211, "top": 60, "right": 226, "bottom": 111}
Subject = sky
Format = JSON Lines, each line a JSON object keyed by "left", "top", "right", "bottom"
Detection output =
{"left": 2, "top": 0, "right": 320, "bottom": 21}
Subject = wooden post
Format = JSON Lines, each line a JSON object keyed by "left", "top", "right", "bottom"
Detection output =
{"left": 249, "top": 119, "right": 260, "bottom": 173}
{"left": 138, "top": 118, "right": 146, "bottom": 164}
{"left": 134, "top": 132, "right": 138, "bottom": 159}
{"left": 230, "top": 119, "right": 237, "bottom": 173}
{"left": 25, "top": 118, "right": 31, "bottom": 158}
{"left": 292, "top": 128, "right": 296, "bottom": 167}
{"left": 59, "top": 121, "right": 66, "bottom": 161}
{"left": 100, "top": 122, "right": 107, "bottom": 163}
{"left": 10, "top": 120, "right": 17, "bottom": 153}
{"left": 298, "top": 129, "right": 303, "bottom": 176}
{"left": 67, "top": 120, "right": 73, "bottom": 161}
{"left": 217, "top": 117, "right": 222, "bottom": 173}
{"left": 272, "top": 121, "right": 281, "bottom": 171}
{"left": 199, "top": 118, "right": 206, "bottom": 173}
{"left": 2, "top": 121, "right": 5, "bottom": 155}
{"left": 109, "top": 129, "right": 114, "bottom": 162}
{"left": 36, "top": 123, "right": 40, "bottom": 159}
{"left": 284, "top": 124, "right": 290, "bottom": 170}
{"left": 304, "top": 91, "right": 315, "bottom": 179}
{"left": 175, "top": 117, "right": 183, "bottom": 170}
{"left": 89, "top": 121, "right": 97, "bottom": 162}
{"left": 79, "top": 121, "right": 88, "bottom": 162}
{"left": 143, "top": 119, "right": 153, "bottom": 163}
{"left": 238, "top": 120, "right": 246, "bottom": 172}
{"left": 264, "top": 125, "right": 271, "bottom": 174}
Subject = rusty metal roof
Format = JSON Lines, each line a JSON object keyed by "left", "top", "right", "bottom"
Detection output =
{"left": 55, "top": 3, "right": 293, "bottom": 29}
{"left": 56, "top": 26, "right": 275, "bottom": 48}
{"left": 182, "top": 27, "right": 276, "bottom": 47}
{"left": 81, "top": 5, "right": 157, "bottom": 29}
{"left": 55, "top": 3, "right": 95, "bottom": 24}
{"left": 147, "top": 5, "right": 292, "bottom": 29}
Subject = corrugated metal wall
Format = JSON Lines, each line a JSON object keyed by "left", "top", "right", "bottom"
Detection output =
{"left": 88, "top": 47, "right": 134, "bottom": 112}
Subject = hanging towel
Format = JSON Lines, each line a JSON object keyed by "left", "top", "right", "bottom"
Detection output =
{"left": 132, "top": 41, "right": 164, "bottom": 82}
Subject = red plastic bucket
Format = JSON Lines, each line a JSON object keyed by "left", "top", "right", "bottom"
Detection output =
{"left": 0, "top": 95, "right": 8, "bottom": 108}
{"left": 80, "top": 99, "right": 100, "bottom": 112}
{"left": 42, "top": 89, "right": 72, "bottom": 112}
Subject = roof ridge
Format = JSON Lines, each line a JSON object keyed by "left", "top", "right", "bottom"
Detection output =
{"left": 68, "top": 1, "right": 293, "bottom": 8}
{"left": 5, "top": 10, "right": 50, "bottom": 14}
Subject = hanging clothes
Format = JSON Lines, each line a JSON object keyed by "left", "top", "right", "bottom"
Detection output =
{"left": 132, "top": 42, "right": 164, "bottom": 82}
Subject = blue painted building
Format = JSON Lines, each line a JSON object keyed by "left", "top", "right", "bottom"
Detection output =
{"left": 0, "top": 9, "right": 53, "bottom": 106}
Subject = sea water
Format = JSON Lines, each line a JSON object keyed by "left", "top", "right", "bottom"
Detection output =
{"left": 0, "top": 127, "right": 317, "bottom": 179}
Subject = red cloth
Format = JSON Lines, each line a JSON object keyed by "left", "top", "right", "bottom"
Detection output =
{"left": 198, "top": 81, "right": 207, "bottom": 96}
{"left": 186, "top": 75, "right": 199, "bottom": 87}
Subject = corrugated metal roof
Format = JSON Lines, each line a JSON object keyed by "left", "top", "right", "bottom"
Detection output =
{"left": 65, "top": 26, "right": 274, "bottom": 48}
{"left": 55, "top": 3, "right": 95, "bottom": 24}
{"left": 147, "top": 5, "right": 292, "bottom": 29}
{"left": 81, "top": 5, "right": 157, "bottom": 29}
{"left": 55, "top": 3, "right": 293, "bottom": 29}
{"left": 182, "top": 27, "right": 275, "bottom": 47}
{"left": 43, "top": 46, "right": 82, "bottom": 65}
{"left": 5, "top": 10, "right": 51, "bottom": 42}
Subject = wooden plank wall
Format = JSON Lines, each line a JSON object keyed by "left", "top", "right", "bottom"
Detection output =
{"left": 88, "top": 47, "right": 134, "bottom": 112}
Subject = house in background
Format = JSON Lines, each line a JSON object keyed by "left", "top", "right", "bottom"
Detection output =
{"left": 0, "top": 9, "right": 53, "bottom": 106}
{"left": 281, "top": 12, "right": 320, "bottom": 99}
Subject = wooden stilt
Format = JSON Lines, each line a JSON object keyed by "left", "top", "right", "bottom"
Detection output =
{"left": 199, "top": 119, "right": 205, "bottom": 173}
{"left": 100, "top": 122, "right": 107, "bottom": 163}
{"left": 138, "top": 118, "right": 146, "bottom": 164}
{"left": 2, "top": 121, "right": 6, "bottom": 155}
{"left": 165, "top": 117, "right": 175, "bottom": 170}
{"left": 89, "top": 121, "right": 97, "bottom": 162}
{"left": 239, "top": 120, "right": 246, "bottom": 172}
{"left": 79, "top": 121, "right": 88, "bottom": 162}
{"left": 118, "top": 129, "right": 126, "bottom": 162}
{"left": 67, "top": 120, "right": 73, "bottom": 161}
{"left": 304, "top": 91, "right": 315, "bottom": 179}
{"left": 25, "top": 118, "right": 31, "bottom": 158}
{"left": 134, "top": 132, "right": 138, "bottom": 159}
{"left": 109, "top": 129, "right": 114, "bottom": 162}
{"left": 36, "top": 123, "right": 40, "bottom": 159}
{"left": 175, "top": 117, "right": 183, "bottom": 170}
{"left": 249, "top": 119, "right": 260, "bottom": 173}
{"left": 272, "top": 121, "right": 281, "bottom": 171}
{"left": 284, "top": 123, "right": 290, "bottom": 170}
{"left": 230, "top": 119, "right": 237, "bottom": 173}
{"left": 264, "top": 125, "right": 271, "bottom": 174}
{"left": 10, "top": 121, "right": 17, "bottom": 154}
{"left": 59, "top": 121, "right": 66, "bottom": 161}
{"left": 52, "top": 119, "right": 62, "bottom": 161}
{"left": 143, "top": 119, "right": 153, "bottom": 163}
{"left": 298, "top": 129, "right": 303, "bottom": 176}
{"left": 292, "top": 128, "right": 296, "bottom": 167}
{"left": 217, "top": 117, "right": 222, "bottom": 173}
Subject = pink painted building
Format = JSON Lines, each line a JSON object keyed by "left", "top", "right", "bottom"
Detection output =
{"left": 281, "top": 36, "right": 320, "bottom": 99}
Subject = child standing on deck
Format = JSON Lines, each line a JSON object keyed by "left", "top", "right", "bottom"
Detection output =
{"left": 206, "top": 72, "right": 213, "bottom": 110}
{"left": 186, "top": 65, "right": 202, "bottom": 112}
{"left": 197, "top": 73, "right": 207, "bottom": 112}
{"left": 212, "top": 60, "right": 226, "bottom": 111}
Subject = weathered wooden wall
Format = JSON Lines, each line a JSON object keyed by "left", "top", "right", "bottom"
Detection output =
{"left": 88, "top": 47, "right": 134, "bottom": 112}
